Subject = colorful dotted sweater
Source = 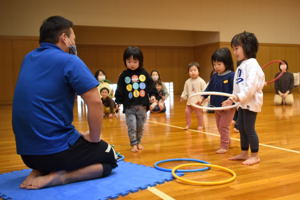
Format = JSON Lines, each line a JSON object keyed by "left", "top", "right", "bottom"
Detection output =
{"left": 115, "top": 67, "right": 157, "bottom": 112}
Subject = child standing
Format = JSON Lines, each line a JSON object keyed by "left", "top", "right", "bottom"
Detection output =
{"left": 115, "top": 46, "right": 156, "bottom": 152}
{"left": 180, "top": 62, "right": 206, "bottom": 131}
{"left": 223, "top": 31, "right": 265, "bottom": 165}
{"left": 199, "top": 48, "right": 235, "bottom": 153}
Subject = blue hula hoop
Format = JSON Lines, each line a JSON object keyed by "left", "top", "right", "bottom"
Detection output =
{"left": 154, "top": 158, "right": 210, "bottom": 172}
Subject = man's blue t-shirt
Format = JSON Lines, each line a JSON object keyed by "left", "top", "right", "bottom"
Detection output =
{"left": 12, "top": 42, "right": 99, "bottom": 155}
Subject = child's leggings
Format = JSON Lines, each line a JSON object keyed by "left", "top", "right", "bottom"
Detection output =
{"left": 185, "top": 105, "right": 203, "bottom": 127}
{"left": 237, "top": 108, "right": 259, "bottom": 153}
{"left": 215, "top": 108, "right": 235, "bottom": 149}
{"left": 125, "top": 105, "right": 146, "bottom": 146}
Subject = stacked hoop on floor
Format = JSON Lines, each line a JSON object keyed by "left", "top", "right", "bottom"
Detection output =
{"left": 171, "top": 163, "right": 236, "bottom": 186}
{"left": 154, "top": 158, "right": 210, "bottom": 172}
{"left": 154, "top": 158, "right": 237, "bottom": 186}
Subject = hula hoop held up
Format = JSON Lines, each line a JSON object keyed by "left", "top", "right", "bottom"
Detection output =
{"left": 189, "top": 91, "right": 239, "bottom": 111}
{"left": 262, "top": 60, "right": 286, "bottom": 85}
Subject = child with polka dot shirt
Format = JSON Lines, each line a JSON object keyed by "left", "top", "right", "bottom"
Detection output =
{"left": 115, "top": 46, "right": 157, "bottom": 152}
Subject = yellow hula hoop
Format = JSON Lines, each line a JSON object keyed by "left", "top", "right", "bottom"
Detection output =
{"left": 172, "top": 163, "right": 237, "bottom": 186}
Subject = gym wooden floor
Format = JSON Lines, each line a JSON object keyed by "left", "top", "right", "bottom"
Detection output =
{"left": 1, "top": 93, "right": 300, "bottom": 200}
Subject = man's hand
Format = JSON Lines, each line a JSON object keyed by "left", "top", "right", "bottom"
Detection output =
{"left": 81, "top": 131, "right": 101, "bottom": 143}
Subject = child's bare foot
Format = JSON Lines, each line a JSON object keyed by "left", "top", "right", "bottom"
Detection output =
{"left": 137, "top": 144, "right": 144, "bottom": 150}
{"left": 197, "top": 126, "right": 203, "bottom": 131}
{"left": 242, "top": 156, "right": 260, "bottom": 165}
{"left": 229, "top": 152, "right": 249, "bottom": 160}
{"left": 22, "top": 171, "right": 65, "bottom": 189}
{"left": 216, "top": 148, "right": 228, "bottom": 154}
{"left": 184, "top": 125, "right": 189, "bottom": 130}
{"left": 20, "top": 169, "right": 43, "bottom": 188}
{"left": 131, "top": 145, "right": 139, "bottom": 152}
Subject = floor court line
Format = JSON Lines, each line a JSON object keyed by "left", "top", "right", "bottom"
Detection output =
{"left": 145, "top": 119, "right": 299, "bottom": 199}
{"left": 148, "top": 120, "right": 300, "bottom": 154}
{"left": 147, "top": 187, "right": 176, "bottom": 200}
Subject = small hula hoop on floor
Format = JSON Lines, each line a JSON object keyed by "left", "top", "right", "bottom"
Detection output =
{"left": 172, "top": 163, "right": 236, "bottom": 186}
{"left": 262, "top": 60, "right": 285, "bottom": 84}
{"left": 189, "top": 91, "right": 239, "bottom": 111}
{"left": 154, "top": 158, "right": 210, "bottom": 172}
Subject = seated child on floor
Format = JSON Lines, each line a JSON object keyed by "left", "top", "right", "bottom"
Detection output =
{"left": 150, "top": 81, "right": 168, "bottom": 113}
{"left": 100, "top": 87, "right": 117, "bottom": 118}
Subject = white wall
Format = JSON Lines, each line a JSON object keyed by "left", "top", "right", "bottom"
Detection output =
{"left": 0, "top": 0, "right": 299, "bottom": 44}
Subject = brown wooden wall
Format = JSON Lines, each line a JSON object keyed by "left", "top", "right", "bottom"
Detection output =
{"left": 0, "top": 36, "right": 39, "bottom": 104}
{"left": 77, "top": 45, "right": 196, "bottom": 95}
{"left": 1, "top": 36, "right": 300, "bottom": 104}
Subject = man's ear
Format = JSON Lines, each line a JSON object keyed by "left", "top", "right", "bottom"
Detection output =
{"left": 59, "top": 32, "right": 68, "bottom": 45}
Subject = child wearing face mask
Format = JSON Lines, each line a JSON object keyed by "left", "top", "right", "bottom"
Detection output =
{"left": 180, "top": 62, "right": 206, "bottom": 131}
{"left": 95, "top": 69, "right": 114, "bottom": 98}
{"left": 199, "top": 48, "right": 235, "bottom": 153}
{"left": 274, "top": 60, "right": 294, "bottom": 105}
{"left": 115, "top": 46, "right": 157, "bottom": 152}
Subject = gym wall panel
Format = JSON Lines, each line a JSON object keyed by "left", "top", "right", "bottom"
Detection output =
{"left": 0, "top": 39, "right": 13, "bottom": 104}
{"left": 1, "top": 37, "right": 300, "bottom": 104}
{"left": 194, "top": 43, "right": 220, "bottom": 81}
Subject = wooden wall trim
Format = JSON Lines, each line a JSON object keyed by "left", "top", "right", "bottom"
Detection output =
{"left": 0, "top": 35, "right": 38, "bottom": 41}
{"left": 220, "top": 41, "right": 300, "bottom": 48}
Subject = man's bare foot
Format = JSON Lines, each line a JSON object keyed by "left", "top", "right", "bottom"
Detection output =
{"left": 216, "top": 148, "right": 228, "bottom": 154}
{"left": 184, "top": 125, "right": 189, "bottom": 130}
{"left": 229, "top": 152, "right": 249, "bottom": 160}
{"left": 20, "top": 169, "right": 43, "bottom": 188}
{"left": 23, "top": 171, "right": 65, "bottom": 189}
{"left": 242, "top": 156, "right": 260, "bottom": 165}
{"left": 137, "top": 144, "right": 144, "bottom": 150}
{"left": 131, "top": 145, "right": 139, "bottom": 152}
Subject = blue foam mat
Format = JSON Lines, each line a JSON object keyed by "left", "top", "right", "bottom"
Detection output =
{"left": 0, "top": 161, "right": 182, "bottom": 200}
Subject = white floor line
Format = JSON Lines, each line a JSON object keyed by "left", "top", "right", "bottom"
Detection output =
{"left": 147, "top": 187, "right": 176, "bottom": 200}
{"left": 148, "top": 120, "right": 300, "bottom": 154}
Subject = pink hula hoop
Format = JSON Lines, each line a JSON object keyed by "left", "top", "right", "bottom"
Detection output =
{"left": 262, "top": 60, "right": 285, "bottom": 84}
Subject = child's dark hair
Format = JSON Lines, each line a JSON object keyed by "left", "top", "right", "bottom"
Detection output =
{"left": 94, "top": 69, "right": 106, "bottom": 80}
{"left": 39, "top": 16, "right": 73, "bottom": 44}
{"left": 279, "top": 60, "right": 288, "bottom": 71}
{"left": 211, "top": 48, "right": 234, "bottom": 71}
{"left": 155, "top": 81, "right": 163, "bottom": 86}
{"left": 188, "top": 61, "right": 200, "bottom": 72}
{"left": 123, "top": 46, "right": 143, "bottom": 68}
{"left": 100, "top": 87, "right": 109, "bottom": 93}
{"left": 231, "top": 31, "right": 259, "bottom": 59}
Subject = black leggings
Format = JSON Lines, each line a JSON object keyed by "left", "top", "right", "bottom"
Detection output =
{"left": 21, "top": 137, "right": 118, "bottom": 176}
{"left": 237, "top": 108, "right": 259, "bottom": 153}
